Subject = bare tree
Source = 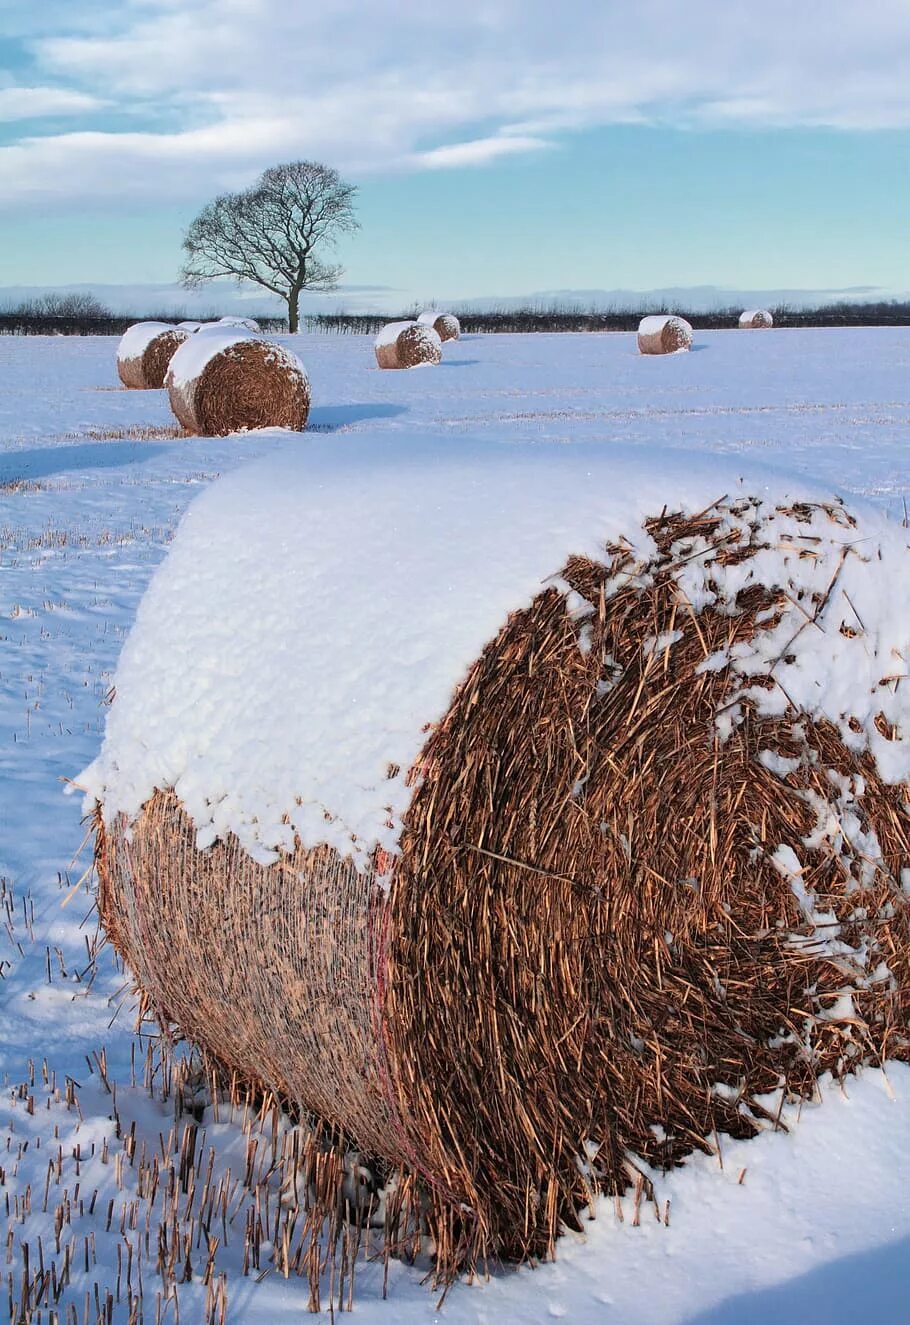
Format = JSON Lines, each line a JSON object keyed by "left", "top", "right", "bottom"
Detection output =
{"left": 181, "top": 161, "right": 359, "bottom": 333}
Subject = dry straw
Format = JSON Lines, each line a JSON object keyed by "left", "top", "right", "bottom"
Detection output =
{"left": 739, "top": 309, "right": 774, "bottom": 329}
{"left": 375, "top": 321, "right": 443, "bottom": 369}
{"left": 166, "top": 338, "right": 310, "bottom": 436}
{"left": 637, "top": 314, "right": 694, "bottom": 355}
{"left": 117, "top": 322, "right": 190, "bottom": 389}
{"left": 95, "top": 496, "right": 910, "bottom": 1285}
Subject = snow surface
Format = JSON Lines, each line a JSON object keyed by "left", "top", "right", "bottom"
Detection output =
{"left": 115, "top": 319, "right": 174, "bottom": 364}
{"left": 81, "top": 444, "right": 910, "bottom": 869}
{"left": 2, "top": 327, "right": 910, "bottom": 1321}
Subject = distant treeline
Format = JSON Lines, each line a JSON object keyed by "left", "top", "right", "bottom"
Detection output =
{"left": 303, "top": 300, "right": 910, "bottom": 335}
{"left": 2, "top": 299, "right": 910, "bottom": 337}
{"left": 0, "top": 292, "right": 284, "bottom": 336}
{"left": 0, "top": 312, "right": 286, "bottom": 336}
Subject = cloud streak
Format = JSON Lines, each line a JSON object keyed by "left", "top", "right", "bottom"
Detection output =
{"left": 0, "top": 87, "right": 105, "bottom": 122}
{"left": 1, "top": 0, "right": 908, "bottom": 207}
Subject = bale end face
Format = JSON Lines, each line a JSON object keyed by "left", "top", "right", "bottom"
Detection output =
{"left": 141, "top": 330, "right": 190, "bottom": 389}
{"left": 433, "top": 314, "right": 460, "bottom": 342}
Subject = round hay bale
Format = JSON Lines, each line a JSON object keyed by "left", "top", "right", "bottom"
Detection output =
{"left": 116, "top": 322, "right": 190, "bottom": 389}
{"left": 374, "top": 321, "right": 442, "bottom": 370}
{"left": 217, "top": 315, "right": 261, "bottom": 332}
{"left": 85, "top": 445, "right": 910, "bottom": 1277}
{"left": 165, "top": 332, "right": 310, "bottom": 436}
{"left": 637, "top": 314, "right": 694, "bottom": 355}
{"left": 418, "top": 310, "right": 460, "bottom": 341}
{"left": 739, "top": 309, "right": 774, "bottom": 329}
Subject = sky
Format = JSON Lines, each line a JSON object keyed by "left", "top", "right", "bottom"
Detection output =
{"left": 0, "top": 0, "right": 909, "bottom": 308}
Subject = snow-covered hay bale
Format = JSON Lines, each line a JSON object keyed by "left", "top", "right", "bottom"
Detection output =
{"left": 374, "top": 321, "right": 442, "bottom": 369}
{"left": 418, "top": 310, "right": 461, "bottom": 341}
{"left": 177, "top": 320, "right": 203, "bottom": 332}
{"left": 637, "top": 314, "right": 694, "bottom": 355}
{"left": 739, "top": 309, "right": 774, "bottom": 329}
{"left": 116, "top": 322, "right": 190, "bottom": 389}
{"left": 217, "top": 315, "right": 261, "bottom": 332}
{"left": 85, "top": 442, "right": 910, "bottom": 1278}
{"left": 165, "top": 332, "right": 310, "bottom": 436}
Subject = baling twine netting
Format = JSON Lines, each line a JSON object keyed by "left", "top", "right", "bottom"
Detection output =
{"left": 96, "top": 495, "right": 910, "bottom": 1280}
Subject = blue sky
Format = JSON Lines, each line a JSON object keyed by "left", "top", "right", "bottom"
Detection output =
{"left": 1, "top": 1, "right": 909, "bottom": 305}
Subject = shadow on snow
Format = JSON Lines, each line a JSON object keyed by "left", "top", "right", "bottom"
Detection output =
{"left": 682, "top": 1236, "right": 910, "bottom": 1325}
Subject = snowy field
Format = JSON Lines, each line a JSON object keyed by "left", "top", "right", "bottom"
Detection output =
{"left": 1, "top": 326, "right": 909, "bottom": 1322}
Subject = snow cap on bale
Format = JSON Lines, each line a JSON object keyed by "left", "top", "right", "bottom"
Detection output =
{"left": 217, "top": 315, "right": 261, "bottom": 332}
{"left": 177, "top": 320, "right": 203, "bottom": 332}
{"left": 83, "top": 438, "right": 910, "bottom": 1278}
{"left": 418, "top": 310, "right": 461, "bottom": 341}
{"left": 637, "top": 314, "right": 694, "bottom": 355}
{"left": 116, "top": 321, "right": 190, "bottom": 389}
{"left": 739, "top": 309, "right": 774, "bottom": 328}
{"left": 165, "top": 331, "right": 310, "bottom": 437}
{"left": 374, "top": 320, "right": 442, "bottom": 369}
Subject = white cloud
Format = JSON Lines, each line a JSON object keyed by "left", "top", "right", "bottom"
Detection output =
{"left": 0, "top": 87, "right": 104, "bottom": 122}
{"left": 1, "top": 0, "right": 909, "bottom": 207}
{"left": 412, "top": 135, "right": 551, "bottom": 169}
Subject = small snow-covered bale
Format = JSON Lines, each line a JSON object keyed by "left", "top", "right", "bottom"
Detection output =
{"left": 739, "top": 309, "right": 774, "bottom": 329}
{"left": 85, "top": 442, "right": 910, "bottom": 1279}
{"left": 374, "top": 321, "right": 442, "bottom": 369}
{"left": 165, "top": 331, "right": 310, "bottom": 436}
{"left": 637, "top": 314, "right": 694, "bottom": 355}
{"left": 417, "top": 310, "right": 461, "bottom": 342}
{"left": 217, "top": 315, "right": 261, "bottom": 332}
{"left": 116, "top": 322, "right": 190, "bottom": 389}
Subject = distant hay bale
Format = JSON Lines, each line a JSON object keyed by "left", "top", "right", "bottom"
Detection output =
{"left": 116, "top": 322, "right": 190, "bottom": 389}
{"left": 739, "top": 309, "right": 774, "bottom": 329}
{"left": 418, "top": 310, "right": 461, "bottom": 341}
{"left": 165, "top": 332, "right": 310, "bottom": 436}
{"left": 374, "top": 321, "right": 442, "bottom": 369}
{"left": 89, "top": 458, "right": 910, "bottom": 1282}
{"left": 637, "top": 314, "right": 694, "bottom": 355}
{"left": 217, "top": 315, "right": 261, "bottom": 332}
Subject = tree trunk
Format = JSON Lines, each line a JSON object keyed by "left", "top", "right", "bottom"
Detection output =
{"left": 287, "top": 287, "right": 301, "bottom": 334}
